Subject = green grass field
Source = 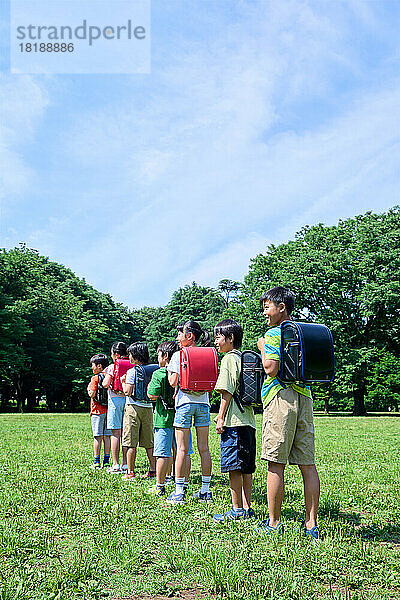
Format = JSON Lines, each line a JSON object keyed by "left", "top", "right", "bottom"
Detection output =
{"left": 0, "top": 414, "right": 399, "bottom": 600}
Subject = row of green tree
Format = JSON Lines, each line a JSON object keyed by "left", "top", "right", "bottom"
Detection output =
{"left": 1, "top": 207, "right": 399, "bottom": 414}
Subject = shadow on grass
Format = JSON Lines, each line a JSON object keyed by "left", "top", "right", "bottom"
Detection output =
{"left": 319, "top": 498, "right": 362, "bottom": 525}
{"left": 358, "top": 523, "right": 400, "bottom": 544}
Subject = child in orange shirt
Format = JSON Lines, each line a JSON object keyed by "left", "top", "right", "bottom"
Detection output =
{"left": 87, "top": 353, "right": 111, "bottom": 469}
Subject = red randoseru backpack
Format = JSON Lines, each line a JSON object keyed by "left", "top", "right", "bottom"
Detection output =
{"left": 111, "top": 358, "right": 132, "bottom": 392}
{"left": 179, "top": 347, "right": 218, "bottom": 392}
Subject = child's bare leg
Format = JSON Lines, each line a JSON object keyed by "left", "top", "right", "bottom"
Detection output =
{"left": 121, "top": 445, "right": 128, "bottom": 466}
{"left": 126, "top": 447, "right": 137, "bottom": 473}
{"left": 298, "top": 464, "right": 320, "bottom": 529}
{"left": 184, "top": 454, "right": 191, "bottom": 483}
{"left": 156, "top": 457, "right": 170, "bottom": 484}
{"left": 93, "top": 436, "right": 102, "bottom": 457}
{"left": 110, "top": 429, "right": 121, "bottom": 466}
{"left": 171, "top": 444, "right": 176, "bottom": 477}
{"left": 145, "top": 447, "right": 156, "bottom": 471}
{"left": 229, "top": 470, "right": 244, "bottom": 509}
{"left": 242, "top": 473, "right": 252, "bottom": 510}
{"left": 195, "top": 426, "right": 212, "bottom": 476}
{"left": 267, "top": 461, "right": 285, "bottom": 526}
{"left": 174, "top": 428, "right": 190, "bottom": 478}
{"left": 103, "top": 435, "right": 111, "bottom": 456}
{"left": 166, "top": 456, "right": 173, "bottom": 477}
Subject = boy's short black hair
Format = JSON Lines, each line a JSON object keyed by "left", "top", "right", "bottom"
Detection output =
{"left": 259, "top": 287, "right": 295, "bottom": 315}
{"left": 127, "top": 341, "right": 149, "bottom": 365}
{"left": 157, "top": 340, "right": 178, "bottom": 361}
{"left": 214, "top": 319, "right": 243, "bottom": 349}
{"left": 176, "top": 322, "right": 185, "bottom": 333}
{"left": 111, "top": 341, "right": 128, "bottom": 357}
{"left": 90, "top": 353, "right": 109, "bottom": 369}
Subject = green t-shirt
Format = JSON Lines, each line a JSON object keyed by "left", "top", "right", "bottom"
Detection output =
{"left": 147, "top": 367, "right": 175, "bottom": 429}
{"left": 214, "top": 351, "right": 256, "bottom": 429}
{"left": 261, "top": 325, "right": 312, "bottom": 407}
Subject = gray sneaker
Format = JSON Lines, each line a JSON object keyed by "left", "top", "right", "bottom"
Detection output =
{"left": 192, "top": 490, "right": 213, "bottom": 503}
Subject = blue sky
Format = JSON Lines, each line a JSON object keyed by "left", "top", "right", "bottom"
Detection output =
{"left": 1, "top": 1, "right": 400, "bottom": 308}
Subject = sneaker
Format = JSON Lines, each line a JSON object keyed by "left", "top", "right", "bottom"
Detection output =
{"left": 90, "top": 463, "right": 101, "bottom": 470}
{"left": 147, "top": 485, "right": 166, "bottom": 497}
{"left": 107, "top": 465, "right": 121, "bottom": 474}
{"left": 122, "top": 472, "right": 135, "bottom": 481}
{"left": 139, "top": 470, "right": 156, "bottom": 479}
{"left": 192, "top": 490, "right": 213, "bottom": 503}
{"left": 305, "top": 525, "right": 320, "bottom": 543}
{"left": 258, "top": 518, "right": 284, "bottom": 535}
{"left": 244, "top": 508, "right": 256, "bottom": 518}
{"left": 213, "top": 508, "right": 246, "bottom": 522}
{"left": 121, "top": 464, "right": 128, "bottom": 473}
{"left": 102, "top": 462, "right": 110, "bottom": 468}
{"left": 166, "top": 492, "right": 185, "bottom": 505}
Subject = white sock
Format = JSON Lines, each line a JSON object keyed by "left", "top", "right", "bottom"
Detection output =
{"left": 175, "top": 477, "right": 185, "bottom": 495}
{"left": 201, "top": 476, "right": 211, "bottom": 494}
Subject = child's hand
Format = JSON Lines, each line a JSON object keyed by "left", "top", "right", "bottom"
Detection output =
{"left": 215, "top": 416, "right": 225, "bottom": 435}
{"left": 257, "top": 337, "right": 265, "bottom": 352}
{"left": 120, "top": 374, "right": 126, "bottom": 384}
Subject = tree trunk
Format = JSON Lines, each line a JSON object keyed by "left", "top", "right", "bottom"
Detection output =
{"left": 46, "top": 389, "right": 55, "bottom": 411}
{"left": 324, "top": 396, "right": 329, "bottom": 414}
{"left": 353, "top": 383, "right": 367, "bottom": 416}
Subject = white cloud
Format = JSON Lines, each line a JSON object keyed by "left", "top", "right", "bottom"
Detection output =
{"left": 0, "top": 76, "right": 49, "bottom": 207}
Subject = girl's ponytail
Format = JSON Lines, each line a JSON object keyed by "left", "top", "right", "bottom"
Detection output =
{"left": 200, "top": 330, "right": 211, "bottom": 347}
{"left": 183, "top": 320, "right": 211, "bottom": 346}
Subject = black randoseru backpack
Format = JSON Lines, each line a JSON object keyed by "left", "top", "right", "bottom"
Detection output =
{"left": 232, "top": 350, "right": 265, "bottom": 413}
{"left": 159, "top": 370, "right": 175, "bottom": 411}
{"left": 279, "top": 321, "right": 335, "bottom": 383}
{"left": 96, "top": 373, "right": 109, "bottom": 407}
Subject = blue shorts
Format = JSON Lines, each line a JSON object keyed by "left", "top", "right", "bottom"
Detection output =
{"left": 173, "top": 403, "right": 210, "bottom": 428}
{"left": 91, "top": 413, "right": 111, "bottom": 437}
{"left": 220, "top": 426, "right": 256, "bottom": 474}
{"left": 154, "top": 427, "right": 194, "bottom": 457}
{"left": 107, "top": 396, "right": 126, "bottom": 430}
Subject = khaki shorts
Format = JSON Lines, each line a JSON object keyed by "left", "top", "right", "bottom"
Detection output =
{"left": 122, "top": 404, "right": 154, "bottom": 449}
{"left": 261, "top": 388, "right": 315, "bottom": 465}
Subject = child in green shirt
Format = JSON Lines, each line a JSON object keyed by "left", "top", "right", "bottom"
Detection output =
{"left": 213, "top": 319, "right": 256, "bottom": 521}
{"left": 147, "top": 340, "right": 192, "bottom": 497}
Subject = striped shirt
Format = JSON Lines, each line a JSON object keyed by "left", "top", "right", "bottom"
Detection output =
{"left": 261, "top": 325, "right": 312, "bottom": 407}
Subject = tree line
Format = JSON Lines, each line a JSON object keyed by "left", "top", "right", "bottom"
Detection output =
{"left": 1, "top": 207, "right": 399, "bottom": 415}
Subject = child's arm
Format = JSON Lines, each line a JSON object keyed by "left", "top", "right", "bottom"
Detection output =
{"left": 216, "top": 390, "right": 232, "bottom": 434}
{"left": 102, "top": 373, "right": 112, "bottom": 388}
{"left": 147, "top": 394, "right": 159, "bottom": 401}
{"left": 168, "top": 373, "right": 179, "bottom": 387}
{"left": 87, "top": 376, "right": 97, "bottom": 399}
{"left": 257, "top": 337, "right": 279, "bottom": 377}
{"left": 121, "top": 374, "right": 134, "bottom": 396}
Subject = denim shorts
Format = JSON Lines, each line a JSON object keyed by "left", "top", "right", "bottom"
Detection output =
{"left": 220, "top": 426, "right": 256, "bottom": 474}
{"left": 91, "top": 413, "right": 111, "bottom": 437}
{"left": 107, "top": 395, "right": 126, "bottom": 430}
{"left": 154, "top": 427, "right": 194, "bottom": 457}
{"left": 173, "top": 403, "right": 210, "bottom": 428}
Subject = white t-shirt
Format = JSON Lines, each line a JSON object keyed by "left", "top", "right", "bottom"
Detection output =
{"left": 125, "top": 366, "right": 152, "bottom": 408}
{"left": 167, "top": 350, "right": 210, "bottom": 408}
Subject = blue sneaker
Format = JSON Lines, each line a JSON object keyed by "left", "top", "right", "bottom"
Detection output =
{"left": 213, "top": 507, "right": 246, "bottom": 522}
{"left": 244, "top": 508, "right": 256, "bottom": 518}
{"left": 166, "top": 492, "right": 185, "bottom": 505}
{"left": 258, "top": 518, "right": 284, "bottom": 535}
{"left": 192, "top": 490, "right": 213, "bottom": 503}
{"left": 305, "top": 525, "right": 320, "bottom": 543}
